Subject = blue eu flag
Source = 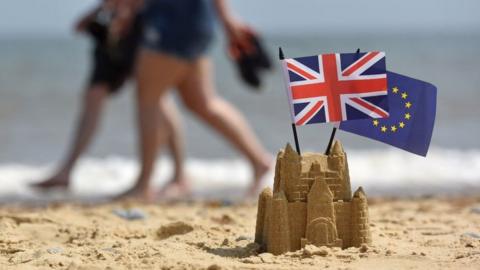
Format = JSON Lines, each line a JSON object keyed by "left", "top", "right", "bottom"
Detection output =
{"left": 339, "top": 71, "right": 437, "bottom": 156}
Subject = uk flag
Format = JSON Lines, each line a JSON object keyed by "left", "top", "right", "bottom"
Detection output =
{"left": 283, "top": 51, "right": 389, "bottom": 125}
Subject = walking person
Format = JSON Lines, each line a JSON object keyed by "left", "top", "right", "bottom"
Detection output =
{"left": 116, "top": 0, "right": 272, "bottom": 200}
{"left": 33, "top": 0, "right": 186, "bottom": 196}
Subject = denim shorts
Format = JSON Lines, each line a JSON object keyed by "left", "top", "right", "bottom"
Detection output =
{"left": 141, "top": 0, "right": 215, "bottom": 61}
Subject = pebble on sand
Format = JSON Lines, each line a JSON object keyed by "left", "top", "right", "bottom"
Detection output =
{"left": 112, "top": 208, "right": 147, "bottom": 221}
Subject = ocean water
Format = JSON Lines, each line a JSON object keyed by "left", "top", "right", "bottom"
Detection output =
{"left": 0, "top": 33, "right": 479, "bottom": 201}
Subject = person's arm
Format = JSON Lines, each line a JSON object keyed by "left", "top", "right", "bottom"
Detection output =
{"left": 213, "top": 0, "right": 255, "bottom": 58}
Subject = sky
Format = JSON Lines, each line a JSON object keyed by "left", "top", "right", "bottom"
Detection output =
{"left": 0, "top": 0, "right": 479, "bottom": 37}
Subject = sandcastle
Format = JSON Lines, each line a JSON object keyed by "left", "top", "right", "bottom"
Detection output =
{"left": 254, "top": 140, "right": 371, "bottom": 255}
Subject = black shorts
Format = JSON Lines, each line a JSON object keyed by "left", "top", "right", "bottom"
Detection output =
{"left": 88, "top": 47, "right": 134, "bottom": 93}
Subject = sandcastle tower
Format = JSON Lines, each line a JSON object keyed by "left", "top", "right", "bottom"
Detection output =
{"left": 255, "top": 140, "right": 371, "bottom": 255}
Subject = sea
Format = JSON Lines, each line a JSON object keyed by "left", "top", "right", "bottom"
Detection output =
{"left": 1, "top": 33, "right": 479, "bottom": 202}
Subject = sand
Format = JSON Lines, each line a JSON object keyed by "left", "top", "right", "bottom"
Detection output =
{"left": 1, "top": 197, "right": 480, "bottom": 270}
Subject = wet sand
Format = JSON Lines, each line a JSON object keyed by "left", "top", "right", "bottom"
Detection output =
{"left": 1, "top": 196, "right": 479, "bottom": 269}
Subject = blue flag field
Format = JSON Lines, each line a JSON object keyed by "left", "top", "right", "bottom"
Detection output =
{"left": 339, "top": 71, "right": 437, "bottom": 156}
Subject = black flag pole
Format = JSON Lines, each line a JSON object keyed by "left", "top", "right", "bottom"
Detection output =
{"left": 325, "top": 48, "right": 361, "bottom": 155}
{"left": 279, "top": 47, "right": 301, "bottom": 155}
{"left": 325, "top": 127, "right": 337, "bottom": 155}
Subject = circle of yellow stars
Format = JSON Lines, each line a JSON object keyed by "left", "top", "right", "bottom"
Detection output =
{"left": 372, "top": 86, "right": 412, "bottom": 133}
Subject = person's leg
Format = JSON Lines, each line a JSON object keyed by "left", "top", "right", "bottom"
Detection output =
{"left": 177, "top": 57, "right": 271, "bottom": 196}
{"left": 33, "top": 84, "right": 110, "bottom": 188}
{"left": 156, "top": 96, "right": 189, "bottom": 196}
{"left": 118, "top": 49, "right": 189, "bottom": 200}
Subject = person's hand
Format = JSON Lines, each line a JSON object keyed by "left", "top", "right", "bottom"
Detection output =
{"left": 224, "top": 19, "right": 256, "bottom": 60}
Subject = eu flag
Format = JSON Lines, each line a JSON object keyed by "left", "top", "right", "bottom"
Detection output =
{"left": 339, "top": 71, "right": 436, "bottom": 156}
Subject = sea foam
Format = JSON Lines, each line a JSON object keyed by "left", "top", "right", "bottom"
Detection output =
{"left": 0, "top": 147, "right": 479, "bottom": 203}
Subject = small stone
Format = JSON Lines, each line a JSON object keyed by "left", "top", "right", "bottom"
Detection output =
{"left": 112, "top": 208, "right": 147, "bottom": 220}
{"left": 221, "top": 238, "right": 229, "bottom": 246}
{"left": 411, "top": 251, "right": 417, "bottom": 255}
{"left": 470, "top": 206, "right": 480, "bottom": 214}
{"left": 207, "top": 264, "right": 222, "bottom": 270}
{"left": 47, "top": 247, "right": 62, "bottom": 254}
{"left": 359, "top": 253, "right": 368, "bottom": 258}
{"left": 420, "top": 252, "right": 426, "bottom": 256}
{"left": 359, "top": 244, "right": 368, "bottom": 253}
{"left": 462, "top": 232, "right": 480, "bottom": 239}
{"left": 101, "top": 247, "right": 120, "bottom": 254}
{"left": 385, "top": 250, "right": 392, "bottom": 256}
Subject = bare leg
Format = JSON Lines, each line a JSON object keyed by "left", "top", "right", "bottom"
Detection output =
{"left": 157, "top": 96, "right": 190, "bottom": 197}
{"left": 33, "top": 84, "right": 109, "bottom": 189}
{"left": 177, "top": 58, "right": 271, "bottom": 196}
{"left": 118, "top": 50, "right": 189, "bottom": 201}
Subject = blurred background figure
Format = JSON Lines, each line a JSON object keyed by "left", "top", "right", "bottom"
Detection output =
{"left": 31, "top": 0, "right": 186, "bottom": 196}
{"left": 118, "top": 0, "right": 272, "bottom": 200}
{"left": 0, "top": 0, "right": 479, "bottom": 202}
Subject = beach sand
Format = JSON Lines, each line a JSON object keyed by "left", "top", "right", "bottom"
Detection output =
{"left": 1, "top": 197, "right": 479, "bottom": 270}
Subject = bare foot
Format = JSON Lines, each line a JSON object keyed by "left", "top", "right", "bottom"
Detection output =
{"left": 158, "top": 178, "right": 191, "bottom": 200}
{"left": 246, "top": 155, "right": 273, "bottom": 198}
{"left": 31, "top": 172, "right": 70, "bottom": 190}
{"left": 114, "top": 186, "right": 157, "bottom": 203}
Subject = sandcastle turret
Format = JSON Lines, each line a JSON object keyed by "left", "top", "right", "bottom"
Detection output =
{"left": 255, "top": 187, "right": 272, "bottom": 248}
{"left": 266, "top": 191, "right": 291, "bottom": 254}
{"left": 351, "top": 187, "right": 372, "bottom": 247}
{"left": 255, "top": 140, "right": 371, "bottom": 254}
{"left": 274, "top": 144, "right": 301, "bottom": 199}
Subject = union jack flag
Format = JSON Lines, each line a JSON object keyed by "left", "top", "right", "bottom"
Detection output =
{"left": 282, "top": 51, "right": 389, "bottom": 125}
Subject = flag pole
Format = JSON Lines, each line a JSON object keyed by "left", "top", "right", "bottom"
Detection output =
{"left": 325, "top": 127, "right": 337, "bottom": 155}
{"left": 279, "top": 47, "right": 301, "bottom": 155}
{"left": 325, "top": 48, "right": 361, "bottom": 155}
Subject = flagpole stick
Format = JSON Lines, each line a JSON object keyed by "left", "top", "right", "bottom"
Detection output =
{"left": 279, "top": 47, "right": 301, "bottom": 155}
{"left": 325, "top": 127, "right": 337, "bottom": 155}
{"left": 325, "top": 48, "right": 361, "bottom": 155}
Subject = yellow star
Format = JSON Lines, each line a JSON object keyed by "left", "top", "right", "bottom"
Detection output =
{"left": 373, "top": 119, "right": 379, "bottom": 126}
{"left": 405, "top": 101, "right": 412, "bottom": 109}
{"left": 392, "top": 87, "right": 399, "bottom": 94}
{"left": 381, "top": 126, "right": 387, "bottom": 132}
{"left": 399, "top": 122, "right": 405, "bottom": 128}
{"left": 401, "top": 92, "right": 408, "bottom": 99}
{"left": 405, "top": 113, "right": 411, "bottom": 120}
{"left": 391, "top": 125, "right": 397, "bottom": 132}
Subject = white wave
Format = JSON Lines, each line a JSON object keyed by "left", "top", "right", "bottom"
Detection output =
{"left": 0, "top": 147, "right": 479, "bottom": 203}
